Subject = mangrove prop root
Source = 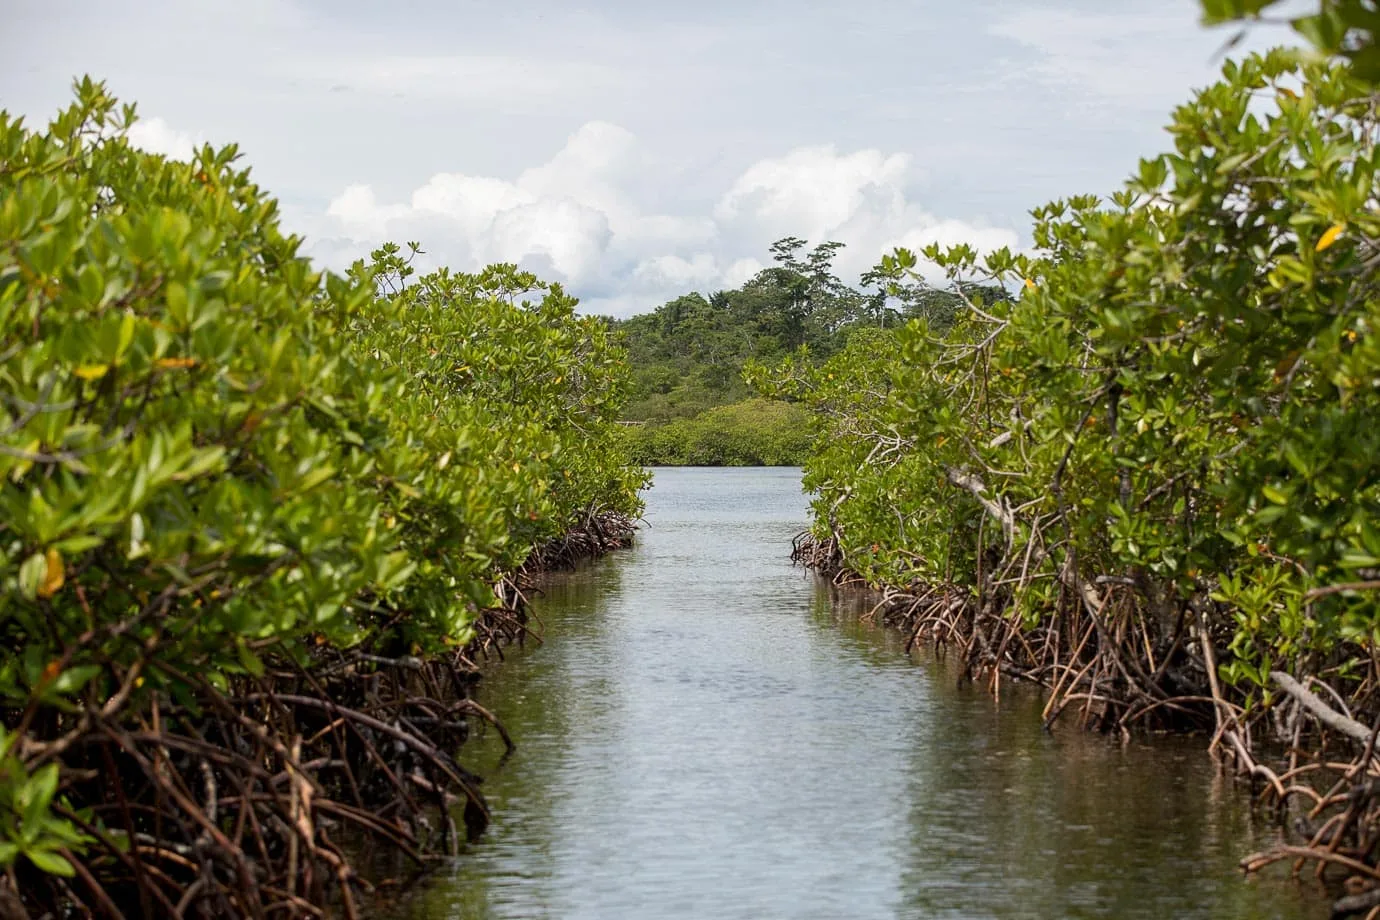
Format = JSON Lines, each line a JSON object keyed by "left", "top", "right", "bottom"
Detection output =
{"left": 9, "top": 511, "right": 635, "bottom": 919}
{"left": 790, "top": 531, "right": 1219, "bottom": 735}
{"left": 791, "top": 528, "right": 1380, "bottom": 917}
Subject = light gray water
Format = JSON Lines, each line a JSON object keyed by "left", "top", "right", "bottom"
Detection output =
{"left": 402, "top": 467, "right": 1328, "bottom": 919}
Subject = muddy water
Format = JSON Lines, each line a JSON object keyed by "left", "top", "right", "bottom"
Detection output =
{"left": 403, "top": 467, "right": 1327, "bottom": 919}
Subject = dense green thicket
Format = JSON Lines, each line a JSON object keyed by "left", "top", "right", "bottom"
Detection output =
{"left": 614, "top": 238, "right": 1002, "bottom": 464}
{"left": 0, "top": 81, "right": 643, "bottom": 915}
{"left": 757, "top": 50, "right": 1380, "bottom": 737}
{"left": 623, "top": 398, "right": 814, "bottom": 466}
{"left": 614, "top": 239, "right": 876, "bottom": 425}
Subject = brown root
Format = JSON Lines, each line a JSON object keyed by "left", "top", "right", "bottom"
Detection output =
{"left": 792, "top": 529, "right": 1380, "bottom": 917}
{"left": 791, "top": 530, "right": 1219, "bottom": 735}
{"left": 8, "top": 510, "right": 635, "bottom": 919}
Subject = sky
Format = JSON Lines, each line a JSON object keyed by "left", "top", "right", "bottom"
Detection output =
{"left": 1, "top": 1, "right": 1297, "bottom": 316}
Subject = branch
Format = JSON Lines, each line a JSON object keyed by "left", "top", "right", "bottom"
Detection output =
{"left": 945, "top": 467, "right": 1014, "bottom": 540}
{"left": 1303, "top": 580, "right": 1380, "bottom": 602}
{"left": 1271, "top": 671, "right": 1373, "bottom": 744}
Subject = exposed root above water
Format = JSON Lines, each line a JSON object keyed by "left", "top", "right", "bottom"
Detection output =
{"left": 8, "top": 511, "right": 635, "bottom": 920}
{"left": 793, "top": 529, "right": 1380, "bottom": 916}
{"left": 521, "top": 508, "right": 638, "bottom": 575}
{"left": 791, "top": 530, "right": 1222, "bottom": 736}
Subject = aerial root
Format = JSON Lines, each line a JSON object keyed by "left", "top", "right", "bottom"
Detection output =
{"left": 791, "top": 530, "right": 1218, "bottom": 735}
{"left": 9, "top": 641, "right": 497, "bottom": 919}
{"left": 792, "top": 529, "right": 1380, "bottom": 917}
{"left": 8, "top": 510, "right": 636, "bottom": 919}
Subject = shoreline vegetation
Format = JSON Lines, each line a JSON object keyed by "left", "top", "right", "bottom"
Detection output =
{"left": 0, "top": 84, "right": 644, "bottom": 918}
{"left": 8, "top": 2, "right": 1380, "bottom": 917}
{"left": 607, "top": 236, "right": 999, "bottom": 467}
{"left": 759, "top": 38, "right": 1380, "bottom": 916}
{"left": 621, "top": 398, "right": 813, "bottom": 467}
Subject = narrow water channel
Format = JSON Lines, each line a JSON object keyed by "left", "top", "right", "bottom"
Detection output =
{"left": 404, "top": 467, "right": 1328, "bottom": 919}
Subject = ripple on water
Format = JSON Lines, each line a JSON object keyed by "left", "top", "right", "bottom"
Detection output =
{"left": 398, "top": 467, "right": 1329, "bottom": 920}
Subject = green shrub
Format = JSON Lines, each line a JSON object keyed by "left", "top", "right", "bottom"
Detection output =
{"left": 0, "top": 79, "right": 643, "bottom": 907}
{"left": 625, "top": 398, "right": 814, "bottom": 466}
{"left": 756, "top": 49, "right": 1380, "bottom": 715}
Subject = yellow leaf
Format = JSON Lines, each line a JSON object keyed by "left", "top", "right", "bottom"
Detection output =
{"left": 38, "top": 547, "right": 64, "bottom": 599}
{"left": 155, "top": 357, "right": 199, "bottom": 370}
{"left": 1024, "top": 278, "right": 1037, "bottom": 290}
{"left": 74, "top": 364, "right": 109, "bottom": 381}
{"left": 1316, "top": 224, "right": 1345, "bottom": 252}
{"left": 10, "top": 439, "right": 39, "bottom": 478}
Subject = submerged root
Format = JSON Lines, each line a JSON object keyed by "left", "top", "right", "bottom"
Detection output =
{"left": 1236, "top": 675, "right": 1380, "bottom": 918}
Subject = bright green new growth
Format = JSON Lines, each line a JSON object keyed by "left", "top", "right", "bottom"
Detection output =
{"left": 0, "top": 79, "right": 643, "bottom": 885}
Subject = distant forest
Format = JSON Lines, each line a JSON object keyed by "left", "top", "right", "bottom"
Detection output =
{"left": 608, "top": 236, "right": 1008, "bottom": 465}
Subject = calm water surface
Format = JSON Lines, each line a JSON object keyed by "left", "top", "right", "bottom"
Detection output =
{"left": 404, "top": 467, "right": 1328, "bottom": 919}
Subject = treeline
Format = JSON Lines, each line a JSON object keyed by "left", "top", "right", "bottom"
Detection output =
{"left": 623, "top": 398, "right": 813, "bottom": 466}
{"left": 755, "top": 44, "right": 1380, "bottom": 903}
{"left": 0, "top": 81, "right": 644, "bottom": 916}
{"left": 612, "top": 238, "right": 1002, "bottom": 465}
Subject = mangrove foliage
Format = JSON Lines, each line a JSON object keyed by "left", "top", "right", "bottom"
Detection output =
{"left": 754, "top": 45, "right": 1380, "bottom": 908}
{"left": 0, "top": 81, "right": 644, "bottom": 917}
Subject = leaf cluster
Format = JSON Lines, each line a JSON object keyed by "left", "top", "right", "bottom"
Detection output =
{"left": 766, "top": 50, "right": 1380, "bottom": 701}
{"left": 0, "top": 80, "right": 644, "bottom": 878}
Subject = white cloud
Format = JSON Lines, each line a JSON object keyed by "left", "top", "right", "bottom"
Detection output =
{"left": 309, "top": 122, "right": 1020, "bottom": 316}
{"left": 126, "top": 116, "right": 202, "bottom": 160}
{"left": 487, "top": 198, "right": 612, "bottom": 280}
{"left": 715, "top": 147, "right": 912, "bottom": 241}
{"left": 631, "top": 253, "right": 721, "bottom": 290}
{"left": 7, "top": 0, "right": 1304, "bottom": 302}
{"left": 723, "top": 258, "right": 765, "bottom": 289}
{"left": 711, "top": 145, "right": 1018, "bottom": 284}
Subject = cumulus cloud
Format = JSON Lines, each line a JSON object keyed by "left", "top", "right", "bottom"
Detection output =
{"left": 126, "top": 116, "right": 203, "bottom": 160}
{"left": 307, "top": 122, "right": 1021, "bottom": 316}
{"left": 712, "top": 146, "right": 1018, "bottom": 282}
{"left": 715, "top": 147, "right": 912, "bottom": 239}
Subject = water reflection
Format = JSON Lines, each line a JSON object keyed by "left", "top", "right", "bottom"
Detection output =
{"left": 402, "top": 467, "right": 1328, "bottom": 920}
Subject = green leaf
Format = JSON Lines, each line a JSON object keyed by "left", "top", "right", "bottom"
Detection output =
{"left": 49, "top": 665, "right": 103, "bottom": 698}
{"left": 16, "top": 553, "right": 47, "bottom": 602}
{"left": 25, "top": 848, "right": 76, "bottom": 877}
{"left": 235, "top": 642, "right": 265, "bottom": 678}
